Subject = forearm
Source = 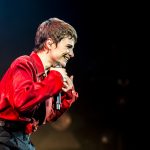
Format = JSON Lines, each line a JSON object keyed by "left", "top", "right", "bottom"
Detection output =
{"left": 11, "top": 65, "right": 63, "bottom": 112}
{"left": 45, "top": 89, "right": 78, "bottom": 122}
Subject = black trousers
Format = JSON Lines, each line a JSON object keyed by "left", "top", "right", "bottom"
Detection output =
{"left": 0, "top": 127, "right": 35, "bottom": 150}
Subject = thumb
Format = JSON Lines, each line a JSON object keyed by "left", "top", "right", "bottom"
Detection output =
{"left": 70, "top": 75, "right": 74, "bottom": 82}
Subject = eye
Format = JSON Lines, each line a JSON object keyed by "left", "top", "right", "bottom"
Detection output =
{"left": 67, "top": 44, "right": 73, "bottom": 49}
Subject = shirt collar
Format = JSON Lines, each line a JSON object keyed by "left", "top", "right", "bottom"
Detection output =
{"left": 30, "top": 51, "right": 45, "bottom": 77}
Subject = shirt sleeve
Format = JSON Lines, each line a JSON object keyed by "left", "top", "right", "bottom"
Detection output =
{"left": 10, "top": 59, "right": 63, "bottom": 113}
{"left": 45, "top": 89, "right": 78, "bottom": 123}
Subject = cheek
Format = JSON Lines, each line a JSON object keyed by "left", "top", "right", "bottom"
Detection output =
{"left": 51, "top": 51, "right": 62, "bottom": 61}
{"left": 51, "top": 48, "right": 66, "bottom": 60}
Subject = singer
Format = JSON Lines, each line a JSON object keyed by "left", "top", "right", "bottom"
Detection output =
{"left": 0, "top": 17, "right": 78, "bottom": 150}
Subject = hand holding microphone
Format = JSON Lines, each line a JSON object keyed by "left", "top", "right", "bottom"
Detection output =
{"left": 50, "top": 63, "right": 74, "bottom": 110}
{"left": 55, "top": 63, "right": 63, "bottom": 110}
{"left": 50, "top": 63, "right": 70, "bottom": 110}
{"left": 50, "top": 66, "right": 73, "bottom": 91}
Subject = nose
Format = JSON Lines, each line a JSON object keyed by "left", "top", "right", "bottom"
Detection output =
{"left": 68, "top": 49, "right": 74, "bottom": 58}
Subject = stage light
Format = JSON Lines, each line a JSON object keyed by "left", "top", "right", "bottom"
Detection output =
{"left": 101, "top": 135, "right": 109, "bottom": 144}
{"left": 51, "top": 112, "right": 72, "bottom": 131}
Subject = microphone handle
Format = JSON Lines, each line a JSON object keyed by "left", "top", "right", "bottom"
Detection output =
{"left": 55, "top": 62, "right": 62, "bottom": 110}
{"left": 56, "top": 92, "right": 61, "bottom": 110}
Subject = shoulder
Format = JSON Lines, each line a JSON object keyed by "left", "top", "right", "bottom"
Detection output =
{"left": 10, "top": 55, "right": 34, "bottom": 68}
{"left": 14, "top": 55, "right": 32, "bottom": 63}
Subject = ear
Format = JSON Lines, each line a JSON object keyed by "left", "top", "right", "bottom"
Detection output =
{"left": 45, "top": 38, "right": 54, "bottom": 50}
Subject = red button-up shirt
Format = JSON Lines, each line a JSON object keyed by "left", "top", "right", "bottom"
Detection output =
{"left": 0, "top": 51, "right": 77, "bottom": 125}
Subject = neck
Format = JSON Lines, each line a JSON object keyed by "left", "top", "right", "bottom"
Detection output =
{"left": 36, "top": 50, "right": 52, "bottom": 70}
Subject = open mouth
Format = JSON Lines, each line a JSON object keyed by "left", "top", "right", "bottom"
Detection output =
{"left": 64, "top": 55, "right": 70, "bottom": 61}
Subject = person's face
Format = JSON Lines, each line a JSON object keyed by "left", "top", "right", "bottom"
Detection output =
{"left": 49, "top": 37, "right": 75, "bottom": 67}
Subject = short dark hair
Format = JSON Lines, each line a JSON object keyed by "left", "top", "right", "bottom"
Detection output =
{"left": 34, "top": 17, "right": 77, "bottom": 50}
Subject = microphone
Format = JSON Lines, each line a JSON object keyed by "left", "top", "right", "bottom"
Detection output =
{"left": 55, "top": 62, "right": 62, "bottom": 110}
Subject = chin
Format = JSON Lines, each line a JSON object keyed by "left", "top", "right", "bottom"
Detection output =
{"left": 61, "top": 62, "right": 67, "bottom": 68}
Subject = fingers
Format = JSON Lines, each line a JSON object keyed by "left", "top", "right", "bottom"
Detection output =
{"left": 62, "top": 75, "right": 74, "bottom": 92}
{"left": 63, "top": 81, "right": 68, "bottom": 88}
{"left": 70, "top": 75, "right": 74, "bottom": 81}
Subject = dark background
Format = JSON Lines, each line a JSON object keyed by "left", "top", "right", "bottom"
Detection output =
{"left": 0, "top": 0, "right": 138, "bottom": 150}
